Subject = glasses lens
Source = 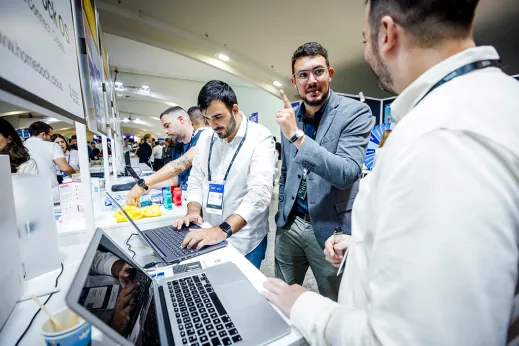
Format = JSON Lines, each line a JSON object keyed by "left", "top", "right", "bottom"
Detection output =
{"left": 314, "top": 68, "right": 326, "bottom": 77}
{"left": 297, "top": 71, "right": 309, "bottom": 81}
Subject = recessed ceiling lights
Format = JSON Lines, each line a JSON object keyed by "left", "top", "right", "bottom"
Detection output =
{"left": 150, "top": 117, "right": 160, "bottom": 121}
{"left": 142, "top": 85, "right": 149, "bottom": 89}
{"left": 115, "top": 81, "right": 123, "bottom": 87}
{"left": 116, "top": 93, "right": 123, "bottom": 97}
{"left": 272, "top": 81, "right": 283, "bottom": 88}
{"left": 217, "top": 53, "right": 230, "bottom": 61}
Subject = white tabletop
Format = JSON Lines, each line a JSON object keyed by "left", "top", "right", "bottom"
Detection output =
{"left": 0, "top": 220, "right": 306, "bottom": 346}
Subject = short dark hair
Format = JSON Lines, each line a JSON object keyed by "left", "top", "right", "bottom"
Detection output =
{"left": 71, "top": 135, "right": 77, "bottom": 140}
{"left": 160, "top": 106, "right": 187, "bottom": 119}
{"left": 367, "top": 0, "right": 479, "bottom": 47}
{"left": 291, "top": 42, "right": 330, "bottom": 74}
{"left": 197, "top": 80, "right": 238, "bottom": 112}
{"left": 28, "top": 121, "right": 52, "bottom": 136}
{"left": 187, "top": 106, "right": 205, "bottom": 125}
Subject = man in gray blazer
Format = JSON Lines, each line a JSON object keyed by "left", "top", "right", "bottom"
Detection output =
{"left": 275, "top": 42, "right": 373, "bottom": 300}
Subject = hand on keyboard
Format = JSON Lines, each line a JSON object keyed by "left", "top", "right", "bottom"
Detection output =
{"left": 174, "top": 213, "right": 203, "bottom": 230}
{"left": 181, "top": 226, "right": 227, "bottom": 250}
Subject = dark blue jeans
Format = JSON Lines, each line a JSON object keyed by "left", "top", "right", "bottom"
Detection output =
{"left": 245, "top": 235, "right": 268, "bottom": 269}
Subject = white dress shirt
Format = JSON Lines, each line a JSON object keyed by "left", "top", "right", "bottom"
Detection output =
{"left": 291, "top": 46, "right": 519, "bottom": 345}
{"left": 152, "top": 144, "right": 164, "bottom": 159}
{"left": 187, "top": 115, "right": 276, "bottom": 255}
{"left": 17, "top": 158, "right": 39, "bottom": 174}
{"left": 25, "top": 137, "right": 64, "bottom": 189}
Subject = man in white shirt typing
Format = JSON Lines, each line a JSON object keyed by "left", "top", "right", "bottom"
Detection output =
{"left": 175, "top": 80, "right": 276, "bottom": 269}
{"left": 263, "top": 0, "right": 519, "bottom": 345}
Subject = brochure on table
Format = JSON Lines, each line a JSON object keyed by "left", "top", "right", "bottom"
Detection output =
{"left": 0, "top": 0, "right": 85, "bottom": 122}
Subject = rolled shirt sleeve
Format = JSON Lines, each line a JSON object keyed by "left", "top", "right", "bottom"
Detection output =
{"left": 91, "top": 250, "right": 119, "bottom": 276}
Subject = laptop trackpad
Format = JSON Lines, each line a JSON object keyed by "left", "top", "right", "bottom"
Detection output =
{"left": 218, "top": 281, "right": 262, "bottom": 310}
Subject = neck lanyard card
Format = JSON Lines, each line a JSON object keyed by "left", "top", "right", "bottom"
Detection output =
{"left": 206, "top": 182, "right": 224, "bottom": 215}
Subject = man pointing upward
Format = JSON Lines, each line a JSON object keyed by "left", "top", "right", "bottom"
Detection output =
{"left": 273, "top": 42, "right": 373, "bottom": 301}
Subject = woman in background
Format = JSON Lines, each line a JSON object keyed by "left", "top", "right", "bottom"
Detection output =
{"left": 0, "top": 118, "right": 38, "bottom": 174}
{"left": 52, "top": 134, "right": 79, "bottom": 183}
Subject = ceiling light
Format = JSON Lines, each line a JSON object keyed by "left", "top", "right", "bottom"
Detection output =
{"left": 58, "top": 127, "right": 70, "bottom": 131}
{"left": 150, "top": 117, "right": 160, "bottom": 121}
{"left": 0, "top": 110, "right": 27, "bottom": 116}
{"left": 116, "top": 93, "right": 123, "bottom": 97}
{"left": 217, "top": 53, "right": 230, "bottom": 61}
{"left": 142, "top": 85, "right": 149, "bottom": 90}
{"left": 115, "top": 81, "right": 123, "bottom": 87}
{"left": 272, "top": 81, "right": 283, "bottom": 88}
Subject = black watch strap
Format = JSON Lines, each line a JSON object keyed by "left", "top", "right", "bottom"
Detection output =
{"left": 137, "top": 178, "right": 149, "bottom": 191}
{"left": 219, "top": 222, "right": 233, "bottom": 238}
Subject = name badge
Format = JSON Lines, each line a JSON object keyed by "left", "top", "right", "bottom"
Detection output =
{"left": 206, "top": 182, "right": 224, "bottom": 215}
{"left": 181, "top": 183, "right": 188, "bottom": 192}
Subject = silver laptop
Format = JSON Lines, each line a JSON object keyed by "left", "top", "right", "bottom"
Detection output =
{"left": 66, "top": 228, "right": 291, "bottom": 346}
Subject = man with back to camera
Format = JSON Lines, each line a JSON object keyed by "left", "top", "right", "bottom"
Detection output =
{"left": 126, "top": 106, "right": 210, "bottom": 206}
{"left": 175, "top": 80, "right": 276, "bottom": 269}
{"left": 24, "top": 121, "right": 76, "bottom": 201}
{"left": 137, "top": 134, "right": 153, "bottom": 167}
{"left": 273, "top": 42, "right": 374, "bottom": 301}
{"left": 263, "top": 1, "right": 519, "bottom": 345}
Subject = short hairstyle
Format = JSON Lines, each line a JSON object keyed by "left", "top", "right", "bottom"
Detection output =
{"left": 291, "top": 42, "right": 330, "bottom": 74}
{"left": 367, "top": 0, "right": 479, "bottom": 47}
{"left": 187, "top": 106, "right": 205, "bottom": 125}
{"left": 160, "top": 106, "right": 187, "bottom": 119}
{"left": 71, "top": 135, "right": 77, "bottom": 140}
{"left": 143, "top": 133, "right": 151, "bottom": 141}
{"left": 28, "top": 121, "right": 52, "bottom": 136}
{"left": 197, "top": 80, "right": 238, "bottom": 112}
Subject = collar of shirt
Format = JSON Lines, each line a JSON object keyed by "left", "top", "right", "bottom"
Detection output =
{"left": 391, "top": 46, "right": 500, "bottom": 123}
{"left": 217, "top": 114, "right": 247, "bottom": 144}
{"left": 297, "top": 96, "right": 330, "bottom": 127}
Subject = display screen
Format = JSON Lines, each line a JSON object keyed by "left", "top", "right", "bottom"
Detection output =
{"left": 77, "top": 234, "right": 160, "bottom": 345}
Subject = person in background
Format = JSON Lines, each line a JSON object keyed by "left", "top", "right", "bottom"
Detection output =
{"left": 151, "top": 140, "right": 164, "bottom": 171}
{"left": 273, "top": 42, "right": 373, "bottom": 301}
{"left": 137, "top": 134, "right": 152, "bottom": 167}
{"left": 107, "top": 141, "right": 112, "bottom": 156}
{"left": 126, "top": 106, "right": 208, "bottom": 206}
{"left": 162, "top": 137, "right": 173, "bottom": 165}
{"left": 151, "top": 138, "right": 156, "bottom": 147}
{"left": 25, "top": 121, "right": 75, "bottom": 202}
{"left": 52, "top": 134, "right": 79, "bottom": 183}
{"left": 176, "top": 80, "right": 276, "bottom": 269}
{"left": 69, "top": 135, "right": 78, "bottom": 151}
{"left": 90, "top": 141, "right": 100, "bottom": 160}
{"left": 0, "top": 118, "right": 38, "bottom": 174}
{"left": 123, "top": 140, "right": 132, "bottom": 154}
{"left": 273, "top": 136, "right": 281, "bottom": 161}
{"left": 263, "top": 1, "right": 519, "bottom": 345}
{"left": 95, "top": 139, "right": 102, "bottom": 151}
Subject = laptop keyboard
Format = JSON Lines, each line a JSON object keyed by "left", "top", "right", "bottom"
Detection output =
{"left": 168, "top": 273, "right": 243, "bottom": 346}
{"left": 151, "top": 227, "right": 198, "bottom": 257}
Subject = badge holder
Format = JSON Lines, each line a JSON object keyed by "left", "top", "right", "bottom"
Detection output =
{"left": 206, "top": 182, "right": 224, "bottom": 215}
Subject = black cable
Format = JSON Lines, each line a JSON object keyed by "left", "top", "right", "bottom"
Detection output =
{"left": 15, "top": 263, "right": 64, "bottom": 346}
{"left": 126, "top": 233, "right": 140, "bottom": 259}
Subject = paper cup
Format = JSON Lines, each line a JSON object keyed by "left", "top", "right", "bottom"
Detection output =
{"left": 41, "top": 308, "right": 91, "bottom": 346}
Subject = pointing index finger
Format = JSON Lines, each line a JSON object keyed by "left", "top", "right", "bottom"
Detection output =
{"left": 280, "top": 90, "right": 292, "bottom": 109}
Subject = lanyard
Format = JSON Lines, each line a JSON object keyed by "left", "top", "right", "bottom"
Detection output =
{"left": 415, "top": 59, "right": 500, "bottom": 106}
{"left": 208, "top": 119, "right": 249, "bottom": 182}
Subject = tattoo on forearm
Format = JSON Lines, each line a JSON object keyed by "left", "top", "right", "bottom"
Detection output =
{"left": 169, "top": 156, "right": 192, "bottom": 174}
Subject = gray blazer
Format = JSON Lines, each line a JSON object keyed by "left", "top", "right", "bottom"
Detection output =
{"left": 275, "top": 90, "right": 374, "bottom": 246}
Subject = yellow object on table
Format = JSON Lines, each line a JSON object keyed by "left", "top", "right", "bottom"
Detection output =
{"left": 114, "top": 204, "right": 162, "bottom": 223}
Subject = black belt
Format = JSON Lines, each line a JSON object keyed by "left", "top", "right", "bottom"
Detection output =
{"left": 293, "top": 211, "right": 311, "bottom": 222}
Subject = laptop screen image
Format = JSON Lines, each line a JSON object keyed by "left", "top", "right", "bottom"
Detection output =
{"left": 75, "top": 233, "right": 160, "bottom": 346}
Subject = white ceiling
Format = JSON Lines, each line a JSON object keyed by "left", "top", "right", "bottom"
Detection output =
{"left": 97, "top": 0, "right": 519, "bottom": 100}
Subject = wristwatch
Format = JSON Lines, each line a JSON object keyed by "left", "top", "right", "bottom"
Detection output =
{"left": 289, "top": 129, "right": 305, "bottom": 144}
{"left": 137, "top": 178, "right": 149, "bottom": 191}
{"left": 219, "top": 222, "right": 233, "bottom": 238}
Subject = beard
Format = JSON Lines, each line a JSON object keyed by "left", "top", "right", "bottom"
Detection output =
{"left": 214, "top": 115, "right": 237, "bottom": 139}
{"left": 168, "top": 133, "right": 182, "bottom": 144}
{"left": 367, "top": 42, "right": 395, "bottom": 94}
{"left": 298, "top": 84, "right": 329, "bottom": 107}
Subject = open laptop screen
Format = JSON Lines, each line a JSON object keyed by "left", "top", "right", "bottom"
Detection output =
{"left": 73, "top": 233, "right": 159, "bottom": 345}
